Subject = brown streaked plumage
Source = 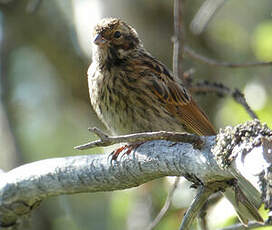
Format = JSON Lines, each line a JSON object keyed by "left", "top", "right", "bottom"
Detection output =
{"left": 88, "top": 18, "right": 216, "bottom": 137}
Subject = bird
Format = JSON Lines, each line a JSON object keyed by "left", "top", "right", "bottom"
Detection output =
{"left": 88, "top": 18, "right": 216, "bottom": 140}
{"left": 87, "top": 18, "right": 263, "bottom": 225}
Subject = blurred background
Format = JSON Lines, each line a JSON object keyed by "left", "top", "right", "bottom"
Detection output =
{"left": 1, "top": 0, "right": 272, "bottom": 229}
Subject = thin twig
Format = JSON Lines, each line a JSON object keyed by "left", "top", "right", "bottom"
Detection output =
{"left": 182, "top": 68, "right": 196, "bottom": 85}
{"left": 219, "top": 221, "right": 271, "bottom": 230}
{"left": 173, "top": 0, "right": 184, "bottom": 81}
{"left": 179, "top": 186, "right": 214, "bottom": 230}
{"left": 184, "top": 46, "right": 272, "bottom": 68}
{"left": 0, "top": 0, "right": 13, "bottom": 4}
{"left": 147, "top": 177, "right": 180, "bottom": 230}
{"left": 189, "top": 81, "right": 258, "bottom": 120}
{"left": 190, "top": 0, "right": 226, "bottom": 35}
{"left": 198, "top": 192, "right": 222, "bottom": 230}
{"left": 26, "top": 0, "right": 42, "bottom": 13}
{"left": 74, "top": 128, "right": 204, "bottom": 150}
{"left": 232, "top": 89, "right": 258, "bottom": 120}
{"left": 89, "top": 127, "right": 109, "bottom": 139}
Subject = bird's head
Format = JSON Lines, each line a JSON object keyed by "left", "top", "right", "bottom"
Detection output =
{"left": 92, "top": 18, "right": 142, "bottom": 65}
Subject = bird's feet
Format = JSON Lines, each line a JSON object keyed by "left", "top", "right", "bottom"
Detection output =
{"left": 110, "top": 142, "right": 143, "bottom": 161}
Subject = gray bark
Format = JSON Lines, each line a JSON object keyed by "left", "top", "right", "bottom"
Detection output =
{"left": 0, "top": 120, "right": 271, "bottom": 229}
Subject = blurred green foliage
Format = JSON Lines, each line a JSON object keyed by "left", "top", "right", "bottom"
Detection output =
{"left": 0, "top": 0, "right": 272, "bottom": 229}
{"left": 110, "top": 191, "right": 134, "bottom": 229}
{"left": 253, "top": 20, "right": 272, "bottom": 61}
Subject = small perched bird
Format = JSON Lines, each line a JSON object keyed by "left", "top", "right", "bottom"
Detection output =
{"left": 88, "top": 18, "right": 216, "bottom": 137}
{"left": 87, "top": 18, "right": 263, "bottom": 225}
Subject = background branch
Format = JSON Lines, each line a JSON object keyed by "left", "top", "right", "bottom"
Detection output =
{"left": 184, "top": 46, "right": 272, "bottom": 68}
{"left": 179, "top": 186, "right": 214, "bottom": 230}
{"left": 173, "top": 0, "right": 184, "bottom": 81}
{"left": 197, "top": 193, "right": 223, "bottom": 230}
{"left": 147, "top": 177, "right": 180, "bottom": 230}
{"left": 190, "top": 0, "right": 226, "bottom": 35}
{"left": 189, "top": 81, "right": 258, "bottom": 119}
{"left": 219, "top": 221, "right": 268, "bottom": 230}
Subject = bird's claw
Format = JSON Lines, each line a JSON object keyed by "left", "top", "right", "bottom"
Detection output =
{"left": 109, "top": 142, "right": 142, "bottom": 161}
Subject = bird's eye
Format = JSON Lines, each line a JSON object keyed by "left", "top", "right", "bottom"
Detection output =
{"left": 113, "top": 31, "right": 121, "bottom": 39}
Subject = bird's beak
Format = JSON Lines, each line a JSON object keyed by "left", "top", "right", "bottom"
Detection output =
{"left": 93, "top": 34, "right": 106, "bottom": 46}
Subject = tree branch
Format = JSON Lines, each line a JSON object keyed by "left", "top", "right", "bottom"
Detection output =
{"left": 184, "top": 46, "right": 272, "bottom": 68}
{"left": 0, "top": 120, "right": 271, "bottom": 229}
{"left": 74, "top": 128, "right": 203, "bottom": 150}
{"left": 190, "top": 0, "right": 226, "bottom": 35}
{"left": 219, "top": 221, "right": 268, "bottom": 230}
{"left": 189, "top": 81, "right": 258, "bottom": 119}
{"left": 147, "top": 177, "right": 180, "bottom": 230}
{"left": 179, "top": 186, "right": 214, "bottom": 230}
{"left": 0, "top": 0, "right": 13, "bottom": 4}
{"left": 1, "top": 136, "right": 228, "bottom": 228}
{"left": 173, "top": 0, "right": 184, "bottom": 81}
{"left": 197, "top": 193, "right": 222, "bottom": 230}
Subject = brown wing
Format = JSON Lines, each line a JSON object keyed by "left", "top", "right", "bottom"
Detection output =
{"left": 154, "top": 80, "right": 216, "bottom": 136}
{"left": 136, "top": 52, "right": 216, "bottom": 136}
